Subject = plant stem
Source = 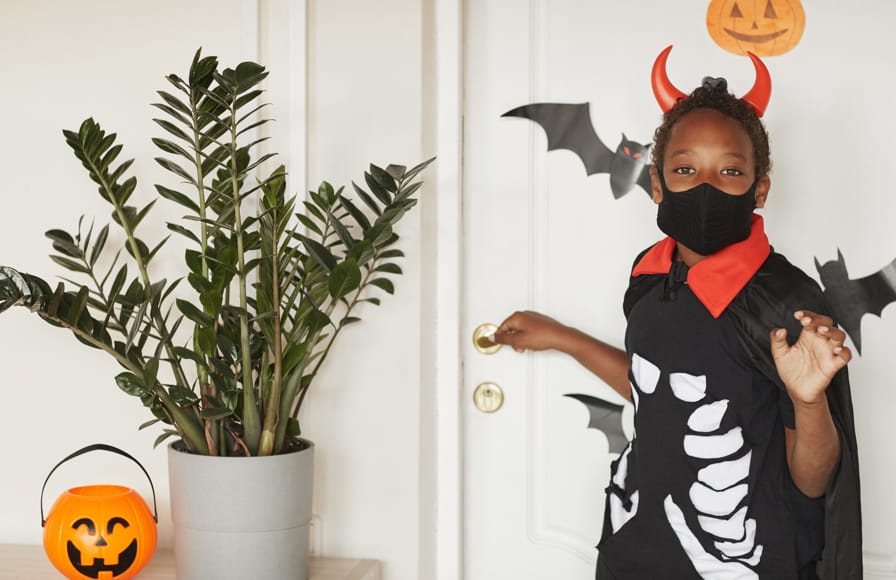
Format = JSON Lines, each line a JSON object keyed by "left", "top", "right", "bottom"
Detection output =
{"left": 38, "top": 308, "right": 208, "bottom": 454}
{"left": 84, "top": 150, "right": 191, "bottom": 394}
{"left": 259, "top": 207, "right": 284, "bottom": 456}
{"left": 188, "top": 82, "right": 218, "bottom": 454}
{"left": 227, "top": 101, "right": 261, "bottom": 455}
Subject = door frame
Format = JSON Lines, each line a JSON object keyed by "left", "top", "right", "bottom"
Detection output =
{"left": 428, "top": 1, "right": 463, "bottom": 579}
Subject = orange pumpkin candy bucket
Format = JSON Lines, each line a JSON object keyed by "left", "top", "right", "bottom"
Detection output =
{"left": 40, "top": 444, "right": 158, "bottom": 580}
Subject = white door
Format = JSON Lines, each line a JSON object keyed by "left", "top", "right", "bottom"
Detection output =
{"left": 462, "top": 2, "right": 896, "bottom": 579}
{"left": 461, "top": 1, "right": 672, "bottom": 578}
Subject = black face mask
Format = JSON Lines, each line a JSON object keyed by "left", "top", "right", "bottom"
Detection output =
{"left": 656, "top": 175, "right": 758, "bottom": 256}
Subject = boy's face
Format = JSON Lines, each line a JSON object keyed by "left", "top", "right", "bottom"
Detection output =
{"left": 650, "top": 108, "right": 770, "bottom": 207}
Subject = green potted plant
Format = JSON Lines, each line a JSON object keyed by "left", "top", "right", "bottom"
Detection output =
{"left": 0, "top": 49, "right": 432, "bottom": 580}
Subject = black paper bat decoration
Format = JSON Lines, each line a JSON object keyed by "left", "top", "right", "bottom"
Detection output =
{"left": 502, "top": 102, "right": 653, "bottom": 199}
{"left": 816, "top": 250, "right": 896, "bottom": 355}
{"left": 564, "top": 393, "right": 629, "bottom": 454}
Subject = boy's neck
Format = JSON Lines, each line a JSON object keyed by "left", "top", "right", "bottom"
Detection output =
{"left": 675, "top": 243, "right": 706, "bottom": 267}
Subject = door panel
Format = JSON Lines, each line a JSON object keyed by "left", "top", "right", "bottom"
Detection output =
{"left": 461, "top": 1, "right": 663, "bottom": 577}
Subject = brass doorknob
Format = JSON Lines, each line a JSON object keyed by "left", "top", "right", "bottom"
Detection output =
{"left": 473, "top": 382, "right": 505, "bottom": 413}
{"left": 472, "top": 323, "right": 502, "bottom": 354}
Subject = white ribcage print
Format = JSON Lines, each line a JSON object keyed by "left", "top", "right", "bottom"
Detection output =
{"left": 607, "top": 353, "right": 661, "bottom": 534}
{"left": 609, "top": 445, "right": 639, "bottom": 532}
{"left": 626, "top": 353, "right": 763, "bottom": 578}
{"left": 664, "top": 370, "right": 762, "bottom": 578}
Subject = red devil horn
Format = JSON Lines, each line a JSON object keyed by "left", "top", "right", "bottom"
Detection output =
{"left": 651, "top": 45, "right": 687, "bottom": 113}
{"left": 740, "top": 51, "right": 772, "bottom": 117}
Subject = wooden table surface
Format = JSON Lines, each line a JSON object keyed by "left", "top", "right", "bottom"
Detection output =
{"left": 0, "top": 544, "right": 381, "bottom": 580}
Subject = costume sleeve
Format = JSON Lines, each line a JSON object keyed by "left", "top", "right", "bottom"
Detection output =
{"left": 727, "top": 251, "right": 863, "bottom": 579}
{"left": 817, "top": 365, "right": 863, "bottom": 580}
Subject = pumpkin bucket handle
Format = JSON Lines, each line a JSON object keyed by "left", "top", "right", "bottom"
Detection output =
{"left": 40, "top": 443, "right": 158, "bottom": 526}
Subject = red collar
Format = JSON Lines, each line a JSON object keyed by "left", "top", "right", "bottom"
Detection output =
{"left": 631, "top": 214, "right": 771, "bottom": 318}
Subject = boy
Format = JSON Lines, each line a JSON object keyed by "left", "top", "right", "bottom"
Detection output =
{"left": 494, "top": 48, "right": 861, "bottom": 579}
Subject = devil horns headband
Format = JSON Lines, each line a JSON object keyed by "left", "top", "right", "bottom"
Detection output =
{"left": 651, "top": 45, "right": 772, "bottom": 117}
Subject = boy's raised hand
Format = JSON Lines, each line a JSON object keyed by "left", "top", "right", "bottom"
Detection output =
{"left": 493, "top": 310, "right": 570, "bottom": 353}
{"left": 770, "top": 310, "right": 852, "bottom": 405}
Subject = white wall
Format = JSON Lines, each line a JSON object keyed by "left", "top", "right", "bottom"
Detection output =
{"left": 302, "top": 3, "right": 427, "bottom": 580}
{"left": 0, "top": 0, "right": 251, "bottom": 551}
{"left": 3, "top": 1, "right": 896, "bottom": 579}
{"left": 0, "top": 2, "right": 429, "bottom": 580}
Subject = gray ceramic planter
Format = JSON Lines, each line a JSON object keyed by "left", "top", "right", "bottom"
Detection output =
{"left": 167, "top": 439, "right": 314, "bottom": 580}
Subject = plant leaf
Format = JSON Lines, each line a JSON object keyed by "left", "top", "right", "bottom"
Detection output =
{"left": 200, "top": 407, "right": 234, "bottom": 420}
{"left": 329, "top": 259, "right": 361, "bottom": 299}
{"left": 352, "top": 182, "right": 382, "bottom": 216}
{"left": 156, "top": 185, "right": 200, "bottom": 213}
{"left": 116, "top": 371, "right": 147, "bottom": 396}
{"left": 89, "top": 224, "right": 110, "bottom": 266}
{"left": 49, "top": 256, "right": 89, "bottom": 274}
{"left": 374, "top": 262, "right": 402, "bottom": 275}
{"left": 153, "top": 430, "right": 179, "bottom": 449}
{"left": 370, "top": 278, "right": 395, "bottom": 295}
{"left": 176, "top": 299, "right": 214, "bottom": 326}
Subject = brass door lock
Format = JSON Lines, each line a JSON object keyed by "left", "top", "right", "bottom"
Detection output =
{"left": 473, "top": 382, "right": 504, "bottom": 413}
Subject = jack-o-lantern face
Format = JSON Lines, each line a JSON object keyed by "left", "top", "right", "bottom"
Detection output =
{"left": 707, "top": 0, "right": 806, "bottom": 57}
{"left": 66, "top": 515, "right": 138, "bottom": 578}
{"left": 43, "top": 485, "right": 157, "bottom": 580}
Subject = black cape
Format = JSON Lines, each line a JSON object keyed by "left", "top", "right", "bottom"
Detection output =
{"left": 623, "top": 248, "right": 863, "bottom": 580}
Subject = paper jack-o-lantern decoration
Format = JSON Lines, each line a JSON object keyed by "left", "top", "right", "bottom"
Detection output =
{"left": 41, "top": 444, "right": 158, "bottom": 580}
{"left": 707, "top": 0, "right": 806, "bottom": 57}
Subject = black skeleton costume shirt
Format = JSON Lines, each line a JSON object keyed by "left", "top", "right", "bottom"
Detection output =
{"left": 597, "top": 215, "right": 862, "bottom": 580}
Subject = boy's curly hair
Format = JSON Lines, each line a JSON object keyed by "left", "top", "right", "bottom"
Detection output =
{"left": 651, "top": 79, "right": 771, "bottom": 178}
